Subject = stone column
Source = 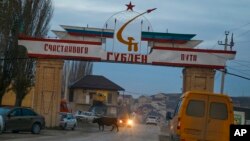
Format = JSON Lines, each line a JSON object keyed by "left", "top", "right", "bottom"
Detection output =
{"left": 182, "top": 67, "right": 215, "bottom": 93}
{"left": 33, "top": 59, "right": 64, "bottom": 127}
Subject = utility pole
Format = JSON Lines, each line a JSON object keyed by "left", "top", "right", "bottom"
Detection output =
{"left": 218, "top": 31, "right": 234, "bottom": 94}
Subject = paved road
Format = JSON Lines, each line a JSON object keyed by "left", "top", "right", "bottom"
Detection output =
{"left": 0, "top": 123, "right": 163, "bottom": 141}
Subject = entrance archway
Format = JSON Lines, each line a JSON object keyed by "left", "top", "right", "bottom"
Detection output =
{"left": 18, "top": 4, "right": 236, "bottom": 127}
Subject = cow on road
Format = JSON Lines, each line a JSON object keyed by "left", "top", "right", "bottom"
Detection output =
{"left": 93, "top": 117, "right": 119, "bottom": 132}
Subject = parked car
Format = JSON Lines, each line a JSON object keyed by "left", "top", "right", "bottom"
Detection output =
{"left": 75, "top": 111, "right": 97, "bottom": 123}
{"left": 59, "top": 112, "right": 77, "bottom": 130}
{"left": 0, "top": 106, "right": 45, "bottom": 134}
{"left": 146, "top": 116, "right": 158, "bottom": 125}
{"left": 0, "top": 115, "right": 3, "bottom": 133}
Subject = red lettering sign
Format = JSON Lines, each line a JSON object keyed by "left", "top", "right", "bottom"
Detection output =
{"left": 106, "top": 52, "right": 148, "bottom": 64}
{"left": 43, "top": 43, "right": 88, "bottom": 54}
{"left": 181, "top": 54, "right": 197, "bottom": 62}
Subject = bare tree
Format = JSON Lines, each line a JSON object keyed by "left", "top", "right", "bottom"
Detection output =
{"left": 0, "top": 0, "right": 53, "bottom": 106}
{"left": 0, "top": 0, "right": 19, "bottom": 105}
{"left": 62, "top": 61, "right": 93, "bottom": 99}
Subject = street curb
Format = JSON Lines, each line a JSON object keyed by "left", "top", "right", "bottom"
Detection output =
{"left": 159, "top": 134, "right": 170, "bottom": 141}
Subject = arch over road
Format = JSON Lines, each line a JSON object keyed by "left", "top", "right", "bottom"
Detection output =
{"left": 18, "top": 8, "right": 236, "bottom": 127}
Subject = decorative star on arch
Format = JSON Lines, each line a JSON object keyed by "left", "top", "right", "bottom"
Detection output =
{"left": 126, "top": 2, "right": 135, "bottom": 11}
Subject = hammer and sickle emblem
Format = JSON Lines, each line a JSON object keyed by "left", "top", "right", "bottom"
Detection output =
{"left": 116, "top": 8, "right": 156, "bottom": 52}
{"left": 127, "top": 37, "right": 138, "bottom": 52}
{"left": 116, "top": 16, "right": 141, "bottom": 52}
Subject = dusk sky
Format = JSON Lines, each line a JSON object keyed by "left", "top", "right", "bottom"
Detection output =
{"left": 50, "top": 0, "right": 250, "bottom": 97}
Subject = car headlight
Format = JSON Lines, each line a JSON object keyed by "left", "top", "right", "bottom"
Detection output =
{"left": 119, "top": 120, "right": 123, "bottom": 123}
{"left": 127, "top": 119, "right": 133, "bottom": 126}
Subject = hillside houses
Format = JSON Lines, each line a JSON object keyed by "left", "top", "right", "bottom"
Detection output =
{"left": 231, "top": 97, "right": 250, "bottom": 108}
{"left": 132, "top": 93, "right": 181, "bottom": 123}
{"left": 131, "top": 93, "right": 250, "bottom": 124}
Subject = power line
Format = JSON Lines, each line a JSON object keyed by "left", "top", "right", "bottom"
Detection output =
{"left": 228, "top": 67, "right": 250, "bottom": 72}
{"left": 212, "top": 32, "right": 250, "bottom": 81}
{"left": 234, "top": 41, "right": 250, "bottom": 44}
{"left": 201, "top": 32, "right": 250, "bottom": 81}
{"left": 235, "top": 29, "right": 250, "bottom": 38}
{"left": 209, "top": 33, "right": 225, "bottom": 49}
{"left": 228, "top": 22, "right": 250, "bottom": 32}
{"left": 231, "top": 60, "right": 250, "bottom": 69}
{"left": 234, "top": 59, "right": 250, "bottom": 64}
{"left": 227, "top": 66, "right": 250, "bottom": 77}
{"left": 228, "top": 22, "right": 250, "bottom": 39}
{"left": 217, "top": 69, "right": 250, "bottom": 81}
{"left": 209, "top": 22, "right": 250, "bottom": 50}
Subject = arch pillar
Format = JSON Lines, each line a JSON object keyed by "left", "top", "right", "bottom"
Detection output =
{"left": 33, "top": 59, "right": 64, "bottom": 127}
{"left": 182, "top": 67, "right": 216, "bottom": 93}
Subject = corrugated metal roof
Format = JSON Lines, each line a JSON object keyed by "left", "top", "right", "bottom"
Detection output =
{"left": 70, "top": 75, "right": 124, "bottom": 91}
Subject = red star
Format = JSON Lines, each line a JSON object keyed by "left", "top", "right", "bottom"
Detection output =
{"left": 126, "top": 2, "right": 135, "bottom": 11}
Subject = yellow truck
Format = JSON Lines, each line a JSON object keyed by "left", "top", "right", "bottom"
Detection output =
{"left": 168, "top": 91, "right": 234, "bottom": 141}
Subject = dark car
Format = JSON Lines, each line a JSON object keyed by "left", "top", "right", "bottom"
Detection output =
{"left": 0, "top": 106, "right": 45, "bottom": 134}
{"left": 118, "top": 114, "right": 134, "bottom": 128}
{"left": 118, "top": 117, "right": 134, "bottom": 127}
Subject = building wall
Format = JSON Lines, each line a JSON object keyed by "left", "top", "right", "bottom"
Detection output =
{"left": 69, "top": 88, "right": 119, "bottom": 116}
{"left": 110, "top": 91, "right": 118, "bottom": 105}
{"left": 107, "top": 91, "right": 118, "bottom": 117}
{"left": 69, "top": 89, "right": 89, "bottom": 112}
{"left": 1, "top": 88, "right": 34, "bottom": 107}
{"left": 33, "top": 59, "right": 64, "bottom": 128}
{"left": 107, "top": 105, "right": 118, "bottom": 117}
{"left": 154, "top": 93, "right": 166, "bottom": 99}
{"left": 183, "top": 67, "right": 215, "bottom": 92}
{"left": 2, "top": 59, "right": 64, "bottom": 128}
{"left": 138, "top": 96, "right": 151, "bottom": 105}
{"left": 74, "top": 89, "right": 86, "bottom": 104}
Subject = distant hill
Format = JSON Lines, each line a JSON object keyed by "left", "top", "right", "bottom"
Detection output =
{"left": 132, "top": 93, "right": 250, "bottom": 123}
{"left": 231, "top": 97, "right": 250, "bottom": 108}
{"left": 163, "top": 94, "right": 250, "bottom": 109}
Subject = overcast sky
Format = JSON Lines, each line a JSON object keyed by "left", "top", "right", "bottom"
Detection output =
{"left": 51, "top": 0, "right": 250, "bottom": 97}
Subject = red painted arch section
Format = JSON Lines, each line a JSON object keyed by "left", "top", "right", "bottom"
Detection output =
{"left": 28, "top": 53, "right": 102, "bottom": 61}
{"left": 152, "top": 46, "right": 236, "bottom": 55}
{"left": 152, "top": 62, "right": 225, "bottom": 69}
